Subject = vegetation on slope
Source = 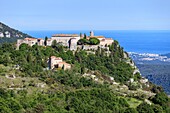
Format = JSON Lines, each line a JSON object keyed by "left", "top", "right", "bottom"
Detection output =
{"left": 0, "top": 22, "right": 31, "bottom": 44}
{"left": 137, "top": 64, "right": 170, "bottom": 95}
{"left": 0, "top": 41, "right": 169, "bottom": 112}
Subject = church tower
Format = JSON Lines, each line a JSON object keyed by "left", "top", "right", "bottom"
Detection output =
{"left": 90, "top": 31, "right": 94, "bottom": 37}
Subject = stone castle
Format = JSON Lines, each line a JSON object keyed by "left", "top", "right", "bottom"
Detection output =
{"left": 16, "top": 31, "right": 114, "bottom": 50}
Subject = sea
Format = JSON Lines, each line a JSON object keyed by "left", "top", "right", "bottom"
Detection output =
{"left": 24, "top": 30, "right": 170, "bottom": 54}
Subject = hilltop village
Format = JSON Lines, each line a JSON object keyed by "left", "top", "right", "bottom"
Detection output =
{"left": 17, "top": 31, "right": 114, "bottom": 70}
{"left": 17, "top": 31, "right": 114, "bottom": 50}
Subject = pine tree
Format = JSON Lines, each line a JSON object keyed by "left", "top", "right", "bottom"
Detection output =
{"left": 44, "top": 36, "right": 48, "bottom": 46}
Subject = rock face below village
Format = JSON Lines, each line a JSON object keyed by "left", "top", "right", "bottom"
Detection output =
{"left": 0, "top": 22, "right": 31, "bottom": 44}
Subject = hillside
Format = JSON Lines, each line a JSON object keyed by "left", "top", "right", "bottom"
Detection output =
{"left": 162, "top": 53, "right": 170, "bottom": 58}
{"left": 129, "top": 52, "right": 170, "bottom": 95}
{"left": 137, "top": 64, "right": 170, "bottom": 95}
{"left": 0, "top": 40, "right": 169, "bottom": 112}
{"left": 0, "top": 22, "right": 31, "bottom": 44}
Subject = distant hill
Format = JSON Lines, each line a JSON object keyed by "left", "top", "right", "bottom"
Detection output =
{"left": 162, "top": 53, "right": 170, "bottom": 58}
{"left": 137, "top": 64, "right": 170, "bottom": 95}
{"left": 0, "top": 22, "right": 32, "bottom": 44}
{"left": 129, "top": 52, "right": 170, "bottom": 94}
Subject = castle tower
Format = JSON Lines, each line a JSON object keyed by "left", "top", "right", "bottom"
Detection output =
{"left": 90, "top": 31, "right": 94, "bottom": 37}
{"left": 80, "top": 33, "right": 84, "bottom": 39}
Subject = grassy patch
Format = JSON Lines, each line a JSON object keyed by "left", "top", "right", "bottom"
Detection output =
{"left": 125, "top": 97, "right": 142, "bottom": 108}
{"left": 0, "top": 75, "right": 49, "bottom": 94}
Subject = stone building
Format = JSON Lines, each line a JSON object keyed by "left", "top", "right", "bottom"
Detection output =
{"left": 16, "top": 31, "right": 114, "bottom": 51}
{"left": 100, "top": 38, "right": 114, "bottom": 46}
{"left": 37, "top": 38, "right": 45, "bottom": 46}
{"left": 69, "top": 38, "right": 77, "bottom": 50}
{"left": 51, "top": 34, "right": 80, "bottom": 47}
{"left": 16, "top": 37, "right": 44, "bottom": 49}
{"left": 89, "top": 31, "right": 114, "bottom": 46}
{"left": 46, "top": 39, "right": 52, "bottom": 46}
{"left": 49, "top": 56, "right": 71, "bottom": 70}
{"left": 90, "top": 31, "right": 94, "bottom": 37}
{"left": 5, "top": 31, "right": 10, "bottom": 38}
{"left": 0, "top": 32, "right": 4, "bottom": 37}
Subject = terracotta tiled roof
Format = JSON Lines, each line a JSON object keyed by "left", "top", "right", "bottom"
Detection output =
{"left": 37, "top": 38, "right": 44, "bottom": 40}
{"left": 58, "top": 62, "right": 71, "bottom": 65}
{"left": 100, "top": 39, "right": 106, "bottom": 41}
{"left": 50, "top": 56, "right": 56, "bottom": 58}
{"left": 90, "top": 36, "right": 105, "bottom": 38}
{"left": 52, "top": 34, "right": 79, "bottom": 37}
{"left": 51, "top": 56, "right": 62, "bottom": 60}
{"left": 58, "top": 61, "right": 66, "bottom": 64}
{"left": 24, "top": 37, "right": 37, "bottom": 41}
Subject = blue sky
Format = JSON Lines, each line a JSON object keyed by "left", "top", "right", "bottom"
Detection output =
{"left": 1, "top": 0, "right": 170, "bottom": 30}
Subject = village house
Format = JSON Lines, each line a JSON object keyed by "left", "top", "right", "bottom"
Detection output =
{"left": 77, "top": 31, "right": 114, "bottom": 50}
{"left": 0, "top": 32, "right": 4, "bottom": 37}
{"left": 17, "top": 37, "right": 44, "bottom": 49}
{"left": 16, "top": 31, "right": 114, "bottom": 50}
{"left": 49, "top": 56, "right": 71, "bottom": 70}
{"left": 37, "top": 38, "right": 45, "bottom": 46}
{"left": 81, "top": 31, "right": 114, "bottom": 48}
{"left": 100, "top": 38, "right": 114, "bottom": 46}
{"left": 89, "top": 31, "right": 114, "bottom": 46}
{"left": 5, "top": 31, "right": 11, "bottom": 38}
{"left": 16, "top": 31, "right": 114, "bottom": 70}
{"left": 51, "top": 34, "right": 80, "bottom": 47}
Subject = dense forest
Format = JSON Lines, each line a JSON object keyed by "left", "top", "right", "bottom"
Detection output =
{"left": 0, "top": 41, "right": 170, "bottom": 113}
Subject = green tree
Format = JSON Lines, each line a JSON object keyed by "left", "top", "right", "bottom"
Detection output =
{"left": 77, "top": 39, "right": 88, "bottom": 45}
{"left": 124, "top": 108, "right": 138, "bottom": 113}
{"left": 89, "top": 38, "right": 100, "bottom": 45}
{"left": 44, "top": 36, "right": 48, "bottom": 46}
{"left": 51, "top": 40, "right": 57, "bottom": 48}
{"left": 80, "top": 33, "right": 82, "bottom": 37}
{"left": 84, "top": 33, "right": 87, "bottom": 39}
{"left": 81, "top": 65, "right": 85, "bottom": 74}
{"left": 19, "top": 43, "right": 30, "bottom": 50}
{"left": 152, "top": 104, "right": 164, "bottom": 113}
{"left": 137, "top": 102, "right": 154, "bottom": 113}
{"left": 152, "top": 92, "right": 169, "bottom": 110}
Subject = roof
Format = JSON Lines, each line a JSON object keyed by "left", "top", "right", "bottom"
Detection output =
{"left": 52, "top": 34, "right": 79, "bottom": 37}
{"left": 58, "top": 62, "right": 71, "bottom": 66}
{"left": 37, "top": 38, "right": 44, "bottom": 41}
{"left": 50, "top": 56, "right": 62, "bottom": 60}
{"left": 47, "top": 39, "right": 52, "bottom": 41}
{"left": 100, "top": 39, "right": 106, "bottom": 41}
{"left": 105, "top": 38, "right": 113, "bottom": 40}
{"left": 24, "top": 37, "right": 37, "bottom": 41}
{"left": 90, "top": 36, "right": 105, "bottom": 38}
{"left": 70, "top": 38, "right": 77, "bottom": 40}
